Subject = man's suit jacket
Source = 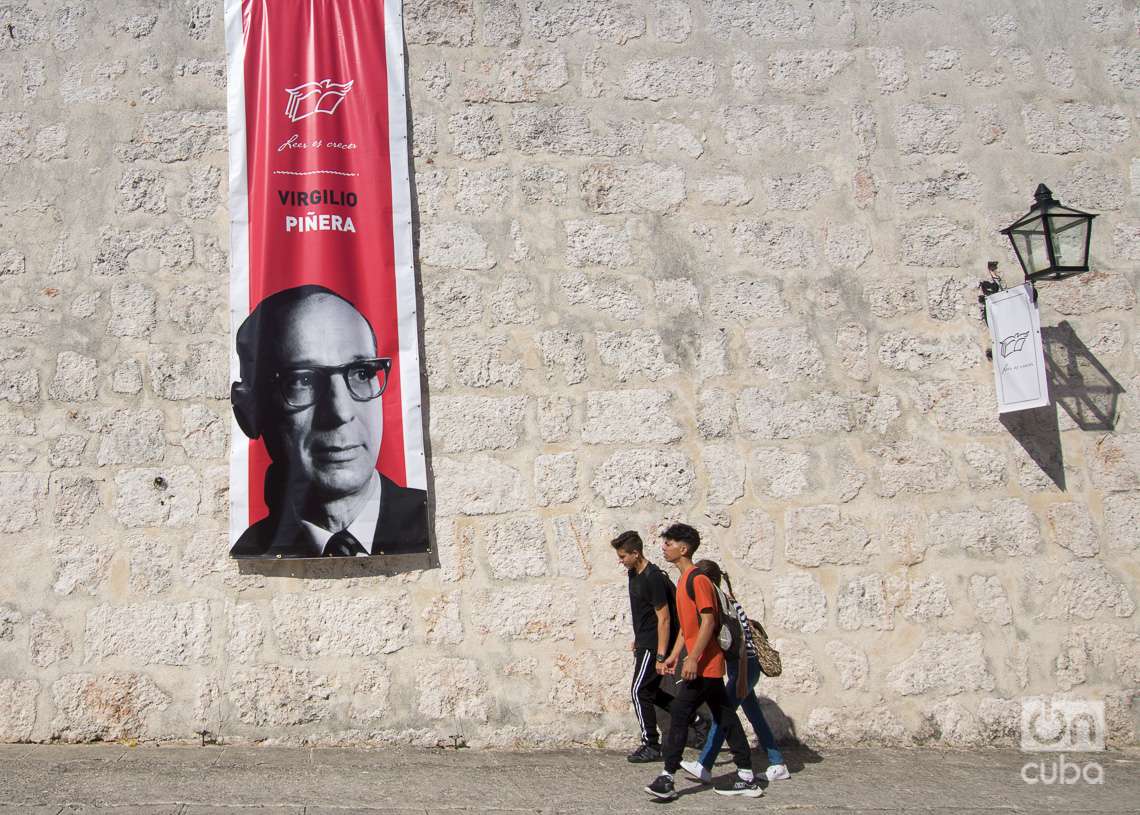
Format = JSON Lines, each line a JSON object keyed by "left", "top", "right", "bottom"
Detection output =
{"left": 229, "top": 473, "right": 428, "bottom": 558}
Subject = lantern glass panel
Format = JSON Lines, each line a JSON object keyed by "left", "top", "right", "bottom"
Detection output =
{"left": 1008, "top": 221, "right": 1049, "bottom": 276}
{"left": 1047, "top": 213, "right": 1090, "bottom": 269}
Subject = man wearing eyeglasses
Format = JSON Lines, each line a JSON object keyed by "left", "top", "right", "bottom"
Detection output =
{"left": 229, "top": 284, "right": 427, "bottom": 558}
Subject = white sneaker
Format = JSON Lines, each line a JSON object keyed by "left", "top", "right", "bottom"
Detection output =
{"left": 679, "top": 759, "right": 712, "bottom": 784}
{"left": 765, "top": 763, "right": 791, "bottom": 781}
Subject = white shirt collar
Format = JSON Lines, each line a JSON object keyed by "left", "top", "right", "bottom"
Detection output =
{"left": 298, "top": 472, "right": 382, "bottom": 556}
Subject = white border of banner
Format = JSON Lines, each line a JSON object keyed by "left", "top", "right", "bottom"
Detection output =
{"left": 386, "top": 0, "right": 426, "bottom": 491}
{"left": 224, "top": 0, "right": 250, "bottom": 547}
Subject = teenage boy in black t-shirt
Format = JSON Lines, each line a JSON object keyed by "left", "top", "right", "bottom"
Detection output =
{"left": 612, "top": 530, "right": 680, "bottom": 762}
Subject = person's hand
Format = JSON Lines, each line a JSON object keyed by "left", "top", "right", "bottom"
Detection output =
{"left": 660, "top": 654, "right": 678, "bottom": 675}
{"left": 629, "top": 640, "right": 635, "bottom": 652}
{"left": 682, "top": 654, "right": 699, "bottom": 680}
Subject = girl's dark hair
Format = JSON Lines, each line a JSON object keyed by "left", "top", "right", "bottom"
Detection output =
{"left": 695, "top": 559, "right": 737, "bottom": 598}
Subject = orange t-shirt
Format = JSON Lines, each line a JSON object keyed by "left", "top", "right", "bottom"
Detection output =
{"left": 675, "top": 566, "right": 726, "bottom": 679}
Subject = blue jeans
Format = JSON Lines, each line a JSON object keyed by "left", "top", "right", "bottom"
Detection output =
{"left": 698, "top": 656, "right": 784, "bottom": 768}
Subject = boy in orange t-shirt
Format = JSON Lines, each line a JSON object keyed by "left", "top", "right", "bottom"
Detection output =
{"left": 645, "top": 523, "right": 759, "bottom": 800}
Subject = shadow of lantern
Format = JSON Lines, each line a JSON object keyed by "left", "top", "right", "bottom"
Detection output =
{"left": 999, "top": 321, "right": 1124, "bottom": 492}
{"left": 1042, "top": 321, "right": 1123, "bottom": 432}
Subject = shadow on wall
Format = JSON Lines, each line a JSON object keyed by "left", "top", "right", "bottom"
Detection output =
{"left": 1000, "top": 320, "right": 1124, "bottom": 491}
{"left": 237, "top": 554, "right": 430, "bottom": 579}
{"left": 403, "top": 47, "right": 439, "bottom": 564}
{"left": 757, "top": 697, "right": 823, "bottom": 770}
{"left": 1044, "top": 321, "right": 1123, "bottom": 432}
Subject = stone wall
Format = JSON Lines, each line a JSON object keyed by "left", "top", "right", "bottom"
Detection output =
{"left": 0, "top": 0, "right": 1137, "bottom": 749}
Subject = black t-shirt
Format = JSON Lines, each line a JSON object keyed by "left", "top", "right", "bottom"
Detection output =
{"left": 628, "top": 561, "right": 678, "bottom": 652}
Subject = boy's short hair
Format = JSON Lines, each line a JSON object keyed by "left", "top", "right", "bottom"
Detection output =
{"left": 661, "top": 522, "right": 700, "bottom": 555}
{"left": 610, "top": 530, "right": 643, "bottom": 554}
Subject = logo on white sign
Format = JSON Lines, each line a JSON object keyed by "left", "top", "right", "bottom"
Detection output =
{"left": 999, "top": 330, "right": 1030, "bottom": 358}
{"left": 284, "top": 79, "right": 354, "bottom": 122}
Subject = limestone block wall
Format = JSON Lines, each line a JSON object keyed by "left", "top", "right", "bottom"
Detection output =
{"left": 0, "top": 0, "right": 1137, "bottom": 748}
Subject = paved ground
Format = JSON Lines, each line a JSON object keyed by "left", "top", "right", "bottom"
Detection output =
{"left": 0, "top": 743, "right": 1137, "bottom": 813}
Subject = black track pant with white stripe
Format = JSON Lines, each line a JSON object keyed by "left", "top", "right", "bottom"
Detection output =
{"left": 631, "top": 647, "right": 674, "bottom": 747}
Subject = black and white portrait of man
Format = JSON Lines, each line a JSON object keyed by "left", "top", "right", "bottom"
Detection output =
{"left": 229, "top": 285, "right": 428, "bottom": 558}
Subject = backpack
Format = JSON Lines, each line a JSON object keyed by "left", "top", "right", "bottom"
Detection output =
{"left": 684, "top": 570, "right": 744, "bottom": 655}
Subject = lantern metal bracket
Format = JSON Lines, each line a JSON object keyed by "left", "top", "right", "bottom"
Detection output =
{"left": 978, "top": 262, "right": 1002, "bottom": 323}
{"left": 979, "top": 261, "right": 1037, "bottom": 362}
{"left": 979, "top": 261, "right": 1037, "bottom": 322}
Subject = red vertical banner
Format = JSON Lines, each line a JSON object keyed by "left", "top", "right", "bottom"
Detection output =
{"left": 225, "top": 0, "right": 428, "bottom": 561}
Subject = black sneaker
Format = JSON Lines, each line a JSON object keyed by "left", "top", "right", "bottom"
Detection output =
{"left": 645, "top": 773, "right": 677, "bottom": 800}
{"left": 626, "top": 743, "right": 662, "bottom": 763}
{"left": 714, "top": 774, "right": 763, "bottom": 798}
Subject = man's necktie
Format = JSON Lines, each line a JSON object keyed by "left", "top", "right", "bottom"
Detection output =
{"left": 325, "top": 530, "right": 366, "bottom": 557}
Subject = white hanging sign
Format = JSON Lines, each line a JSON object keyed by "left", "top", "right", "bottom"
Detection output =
{"left": 985, "top": 282, "right": 1050, "bottom": 413}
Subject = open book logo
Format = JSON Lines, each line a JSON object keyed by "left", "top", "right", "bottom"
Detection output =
{"left": 284, "top": 79, "right": 354, "bottom": 122}
{"left": 999, "top": 330, "right": 1031, "bottom": 358}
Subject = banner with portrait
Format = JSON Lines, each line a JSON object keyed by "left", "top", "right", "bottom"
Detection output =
{"left": 224, "top": 0, "right": 429, "bottom": 562}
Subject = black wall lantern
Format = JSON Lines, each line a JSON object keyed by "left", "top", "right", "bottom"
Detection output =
{"left": 1000, "top": 184, "right": 1097, "bottom": 282}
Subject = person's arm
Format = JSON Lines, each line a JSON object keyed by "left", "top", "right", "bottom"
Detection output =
{"left": 628, "top": 579, "right": 640, "bottom": 652}
{"left": 682, "top": 610, "right": 717, "bottom": 680}
{"left": 648, "top": 571, "right": 674, "bottom": 674}
{"left": 654, "top": 604, "right": 670, "bottom": 658}
{"left": 660, "top": 630, "right": 684, "bottom": 675}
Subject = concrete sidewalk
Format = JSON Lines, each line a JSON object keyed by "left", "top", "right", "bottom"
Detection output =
{"left": 0, "top": 744, "right": 1137, "bottom": 814}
